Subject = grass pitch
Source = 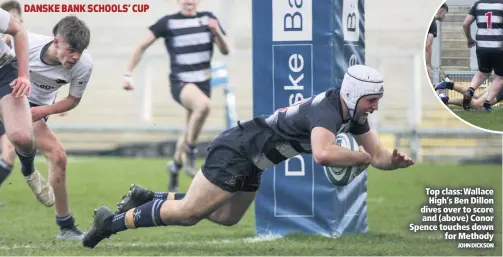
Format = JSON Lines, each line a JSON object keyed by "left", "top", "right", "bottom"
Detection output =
{"left": 0, "top": 157, "right": 501, "bottom": 256}
{"left": 451, "top": 106, "right": 503, "bottom": 132}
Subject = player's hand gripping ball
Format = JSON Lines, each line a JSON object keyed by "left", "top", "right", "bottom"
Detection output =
{"left": 323, "top": 133, "right": 366, "bottom": 186}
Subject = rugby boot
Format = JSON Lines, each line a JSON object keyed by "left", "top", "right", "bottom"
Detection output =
{"left": 434, "top": 80, "right": 454, "bottom": 91}
{"left": 25, "top": 170, "right": 55, "bottom": 207}
{"left": 57, "top": 225, "right": 85, "bottom": 241}
{"left": 115, "top": 184, "right": 154, "bottom": 214}
{"left": 82, "top": 206, "right": 114, "bottom": 248}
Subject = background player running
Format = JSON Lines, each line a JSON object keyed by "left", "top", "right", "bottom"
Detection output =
{"left": 122, "top": 0, "right": 229, "bottom": 192}
{"left": 82, "top": 65, "right": 415, "bottom": 249}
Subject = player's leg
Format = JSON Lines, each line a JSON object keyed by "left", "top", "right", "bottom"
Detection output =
{"left": 116, "top": 173, "right": 259, "bottom": 226}
{"left": 480, "top": 53, "right": 503, "bottom": 112}
{"left": 464, "top": 50, "right": 492, "bottom": 100}
{"left": 472, "top": 88, "right": 488, "bottom": 100}
{"left": 32, "top": 119, "right": 83, "bottom": 240}
{"left": 179, "top": 83, "right": 211, "bottom": 176}
{"left": 83, "top": 170, "right": 234, "bottom": 248}
{"left": 167, "top": 110, "right": 190, "bottom": 192}
{"left": 205, "top": 173, "right": 260, "bottom": 226}
{"left": 83, "top": 131, "right": 252, "bottom": 248}
{"left": 436, "top": 79, "right": 475, "bottom": 109}
{"left": 0, "top": 124, "right": 15, "bottom": 190}
{"left": 0, "top": 72, "right": 53, "bottom": 207}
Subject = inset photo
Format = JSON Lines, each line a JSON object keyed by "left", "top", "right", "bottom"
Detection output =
{"left": 426, "top": 0, "right": 503, "bottom": 132}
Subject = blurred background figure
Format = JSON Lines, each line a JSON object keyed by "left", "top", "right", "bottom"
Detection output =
{"left": 121, "top": 0, "right": 229, "bottom": 192}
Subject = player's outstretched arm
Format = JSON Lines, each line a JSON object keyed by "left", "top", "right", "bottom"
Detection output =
{"left": 355, "top": 130, "right": 414, "bottom": 170}
{"left": 311, "top": 126, "right": 371, "bottom": 167}
{"left": 123, "top": 31, "right": 158, "bottom": 90}
{"left": 2, "top": 10, "right": 30, "bottom": 97}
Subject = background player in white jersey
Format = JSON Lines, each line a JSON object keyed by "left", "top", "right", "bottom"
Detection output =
{"left": 122, "top": 0, "right": 229, "bottom": 192}
{"left": 83, "top": 65, "right": 415, "bottom": 248}
{"left": 0, "top": 0, "right": 67, "bottom": 207}
{"left": 0, "top": 5, "right": 47, "bottom": 209}
{"left": 0, "top": 15, "right": 93, "bottom": 240}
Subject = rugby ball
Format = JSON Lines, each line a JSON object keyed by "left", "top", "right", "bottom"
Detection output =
{"left": 323, "top": 133, "right": 365, "bottom": 186}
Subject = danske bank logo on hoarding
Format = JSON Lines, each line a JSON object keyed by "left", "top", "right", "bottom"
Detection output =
{"left": 272, "top": 0, "right": 312, "bottom": 42}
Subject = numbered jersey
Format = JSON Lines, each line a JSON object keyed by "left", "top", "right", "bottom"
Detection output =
{"left": 249, "top": 88, "right": 369, "bottom": 171}
{"left": 0, "top": 9, "right": 15, "bottom": 69}
{"left": 469, "top": 0, "right": 503, "bottom": 50}
{"left": 14, "top": 32, "right": 93, "bottom": 105}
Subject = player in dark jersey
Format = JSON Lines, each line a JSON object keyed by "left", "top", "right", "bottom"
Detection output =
{"left": 122, "top": 0, "right": 229, "bottom": 192}
{"left": 461, "top": 0, "right": 503, "bottom": 112}
{"left": 425, "top": 3, "right": 448, "bottom": 84}
{"left": 82, "top": 65, "right": 415, "bottom": 248}
{"left": 435, "top": 78, "right": 503, "bottom": 110}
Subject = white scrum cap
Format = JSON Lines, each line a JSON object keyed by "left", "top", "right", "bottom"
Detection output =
{"left": 340, "top": 65, "right": 384, "bottom": 118}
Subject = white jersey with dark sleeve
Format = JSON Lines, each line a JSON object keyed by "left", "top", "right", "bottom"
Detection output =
{"left": 13, "top": 32, "right": 93, "bottom": 105}
{"left": 251, "top": 88, "right": 369, "bottom": 170}
{"left": 0, "top": 9, "right": 15, "bottom": 69}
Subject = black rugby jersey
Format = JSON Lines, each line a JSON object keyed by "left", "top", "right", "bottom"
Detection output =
{"left": 149, "top": 12, "right": 226, "bottom": 83}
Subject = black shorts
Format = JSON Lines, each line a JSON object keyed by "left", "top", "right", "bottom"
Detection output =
{"left": 0, "top": 102, "right": 47, "bottom": 136}
{"left": 170, "top": 80, "right": 211, "bottom": 104}
{"left": 201, "top": 121, "right": 266, "bottom": 193}
{"left": 476, "top": 49, "right": 503, "bottom": 76}
{"left": 0, "top": 60, "right": 17, "bottom": 99}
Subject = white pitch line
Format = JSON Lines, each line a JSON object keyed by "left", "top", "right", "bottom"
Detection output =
{"left": 0, "top": 235, "right": 282, "bottom": 251}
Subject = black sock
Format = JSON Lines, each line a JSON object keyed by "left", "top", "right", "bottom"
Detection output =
{"left": 110, "top": 212, "right": 127, "bottom": 233}
{"left": 134, "top": 199, "right": 166, "bottom": 228}
{"left": 467, "top": 87, "right": 475, "bottom": 97}
{"left": 16, "top": 149, "right": 36, "bottom": 177}
{"left": 153, "top": 192, "right": 185, "bottom": 200}
{"left": 110, "top": 199, "right": 166, "bottom": 233}
{"left": 185, "top": 143, "right": 196, "bottom": 153}
{"left": 446, "top": 82, "right": 454, "bottom": 90}
{"left": 484, "top": 100, "right": 491, "bottom": 108}
{"left": 0, "top": 159, "right": 13, "bottom": 186}
{"left": 169, "top": 161, "right": 182, "bottom": 173}
{"left": 56, "top": 214, "right": 76, "bottom": 230}
{"left": 173, "top": 193, "right": 185, "bottom": 200}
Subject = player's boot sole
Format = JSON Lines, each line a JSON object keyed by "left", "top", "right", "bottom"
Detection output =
{"left": 116, "top": 184, "right": 154, "bottom": 214}
{"left": 82, "top": 207, "right": 114, "bottom": 248}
